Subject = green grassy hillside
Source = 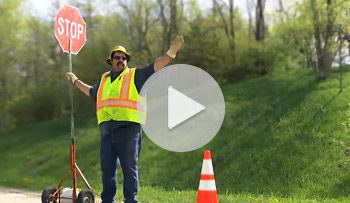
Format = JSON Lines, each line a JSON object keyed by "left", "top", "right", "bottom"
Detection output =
{"left": 2, "top": 68, "right": 350, "bottom": 202}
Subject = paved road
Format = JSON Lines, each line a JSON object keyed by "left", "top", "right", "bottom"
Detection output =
{"left": 0, "top": 186, "right": 103, "bottom": 203}
{"left": 0, "top": 186, "right": 41, "bottom": 203}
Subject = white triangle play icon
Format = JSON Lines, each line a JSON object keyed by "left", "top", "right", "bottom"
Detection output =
{"left": 168, "top": 86, "right": 205, "bottom": 130}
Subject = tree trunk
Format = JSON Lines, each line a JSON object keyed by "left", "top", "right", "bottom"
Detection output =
{"left": 168, "top": 0, "right": 178, "bottom": 48}
{"left": 338, "top": 36, "right": 343, "bottom": 93}
{"left": 246, "top": 0, "right": 254, "bottom": 43}
{"left": 213, "top": 0, "right": 235, "bottom": 51}
{"left": 158, "top": 0, "right": 178, "bottom": 54}
{"left": 212, "top": 0, "right": 217, "bottom": 16}
{"left": 277, "top": 0, "right": 284, "bottom": 12}
{"left": 214, "top": 0, "right": 230, "bottom": 40}
{"left": 255, "top": 0, "right": 265, "bottom": 41}
{"left": 228, "top": 0, "right": 235, "bottom": 51}
{"left": 158, "top": 0, "right": 168, "bottom": 54}
{"left": 310, "top": 0, "right": 336, "bottom": 78}
{"left": 118, "top": 0, "right": 157, "bottom": 58}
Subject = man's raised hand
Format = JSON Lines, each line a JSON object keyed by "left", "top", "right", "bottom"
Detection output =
{"left": 167, "top": 35, "right": 184, "bottom": 58}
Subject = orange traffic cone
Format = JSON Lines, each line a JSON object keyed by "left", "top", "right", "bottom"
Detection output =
{"left": 196, "top": 150, "right": 219, "bottom": 203}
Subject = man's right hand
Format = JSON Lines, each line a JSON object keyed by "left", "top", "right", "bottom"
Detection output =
{"left": 66, "top": 72, "right": 78, "bottom": 84}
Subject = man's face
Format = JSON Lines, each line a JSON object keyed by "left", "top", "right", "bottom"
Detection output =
{"left": 110, "top": 51, "right": 127, "bottom": 72}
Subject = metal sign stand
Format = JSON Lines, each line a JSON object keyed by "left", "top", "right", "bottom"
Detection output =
{"left": 42, "top": 5, "right": 94, "bottom": 203}
{"left": 42, "top": 39, "right": 93, "bottom": 203}
{"left": 60, "top": 38, "right": 92, "bottom": 199}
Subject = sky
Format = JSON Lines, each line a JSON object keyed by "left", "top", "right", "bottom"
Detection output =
{"left": 24, "top": 0, "right": 289, "bottom": 20}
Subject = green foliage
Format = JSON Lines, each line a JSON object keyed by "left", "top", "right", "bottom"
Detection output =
{"left": 177, "top": 17, "right": 226, "bottom": 80}
{"left": 227, "top": 40, "right": 273, "bottom": 81}
{"left": 270, "top": 11, "right": 314, "bottom": 70}
{"left": 309, "top": 0, "right": 345, "bottom": 77}
{"left": 185, "top": 0, "right": 203, "bottom": 21}
{"left": 8, "top": 82, "right": 65, "bottom": 126}
{"left": 0, "top": 0, "right": 23, "bottom": 131}
{"left": 224, "top": 36, "right": 302, "bottom": 82}
{"left": 2, "top": 0, "right": 350, "bottom": 131}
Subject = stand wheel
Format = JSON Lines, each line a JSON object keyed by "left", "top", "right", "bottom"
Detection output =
{"left": 77, "top": 189, "right": 95, "bottom": 203}
{"left": 41, "top": 186, "right": 57, "bottom": 203}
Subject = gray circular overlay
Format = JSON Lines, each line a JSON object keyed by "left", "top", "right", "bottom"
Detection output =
{"left": 137, "top": 64, "right": 225, "bottom": 152}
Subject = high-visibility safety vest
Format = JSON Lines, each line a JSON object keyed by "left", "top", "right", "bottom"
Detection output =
{"left": 96, "top": 67, "right": 141, "bottom": 125}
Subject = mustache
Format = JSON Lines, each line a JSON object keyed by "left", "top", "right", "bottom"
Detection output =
{"left": 117, "top": 62, "right": 124, "bottom": 66}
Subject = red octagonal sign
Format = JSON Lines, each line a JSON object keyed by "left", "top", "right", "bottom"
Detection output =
{"left": 55, "top": 5, "right": 86, "bottom": 55}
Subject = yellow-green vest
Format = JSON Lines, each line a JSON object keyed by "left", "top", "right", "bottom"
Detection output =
{"left": 96, "top": 67, "right": 141, "bottom": 124}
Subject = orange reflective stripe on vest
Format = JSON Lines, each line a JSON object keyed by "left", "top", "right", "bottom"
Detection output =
{"left": 96, "top": 71, "right": 109, "bottom": 105}
{"left": 119, "top": 68, "right": 134, "bottom": 99}
{"left": 97, "top": 99, "right": 138, "bottom": 111}
{"left": 97, "top": 68, "right": 136, "bottom": 111}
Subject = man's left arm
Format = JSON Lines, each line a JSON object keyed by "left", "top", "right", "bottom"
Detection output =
{"left": 154, "top": 35, "right": 184, "bottom": 72}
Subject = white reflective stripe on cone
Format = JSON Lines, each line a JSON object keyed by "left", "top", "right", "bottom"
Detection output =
{"left": 198, "top": 180, "right": 217, "bottom": 191}
{"left": 201, "top": 159, "right": 214, "bottom": 174}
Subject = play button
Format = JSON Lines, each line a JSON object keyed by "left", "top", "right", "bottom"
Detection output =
{"left": 168, "top": 86, "right": 205, "bottom": 130}
{"left": 137, "top": 64, "right": 225, "bottom": 152}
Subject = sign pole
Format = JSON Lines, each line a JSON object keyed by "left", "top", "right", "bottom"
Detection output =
{"left": 49, "top": 5, "right": 94, "bottom": 203}
{"left": 68, "top": 38, "right": 78, "bottom": 199}
{"left": 69, "top": 38, "right": 74, "bottom": 139}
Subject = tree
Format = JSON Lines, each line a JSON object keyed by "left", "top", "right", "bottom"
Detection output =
{"left": 334, "top": 0, "right": 350, "bottom": 92}
{"left": 271, "top": 13, "right": 315, "bottom": 71}
{"left": 282, "top": 2, "right": 317, "bottom": 70}
{"left": 0, "top": 0, "right": 23, "bottom": 131}
{"left": 246, "top": 0, "right": 255, "bottom": 42}
{"left": 255, "top": 0, "right": 266, "bottom": 41}
{"left": 228, "top": 0, "right": 235, "bottom": 51}
{"left": 310, "top": 0, "right": 338, "bottom": 77}
{"left": 277, "top": 0, "right": 284, "bottom": 13}
{"left": 212, "top": 0, "right": 235, "bottom": 51}
{"left": 337, "top": 27, "right": 345, "bottom": 92}
{"left": 157, "top": 0, "right": 180, "bottom": 54}
{"left": 117, "top": 0, "right": 158, "bottom": 65}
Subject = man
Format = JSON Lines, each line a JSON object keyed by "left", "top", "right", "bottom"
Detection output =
{"left": 66, "top": 35, "right": 184, "bottom": 203}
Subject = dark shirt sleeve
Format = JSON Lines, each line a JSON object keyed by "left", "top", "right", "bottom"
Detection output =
{"left": 89, "top": 78, "right": 101, "bottom": 102}
{"left": 134, "top": 63, "right": 155, "bottom": 92}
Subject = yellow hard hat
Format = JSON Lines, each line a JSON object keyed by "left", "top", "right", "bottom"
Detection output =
{"left": 106, "top": 45, "right": 131, "bottom": 65}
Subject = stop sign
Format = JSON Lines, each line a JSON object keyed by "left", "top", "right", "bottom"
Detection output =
{"left": 55, "top": 5, "right": 86, "bottom": 55}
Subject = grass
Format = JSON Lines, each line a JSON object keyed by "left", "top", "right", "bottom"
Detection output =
{"left": 2, "top": 68, "right": 350, "bottom": 202}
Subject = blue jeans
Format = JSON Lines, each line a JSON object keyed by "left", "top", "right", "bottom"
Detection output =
{"left": 100, "top": 126, "right": 141, "bottom": 203}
